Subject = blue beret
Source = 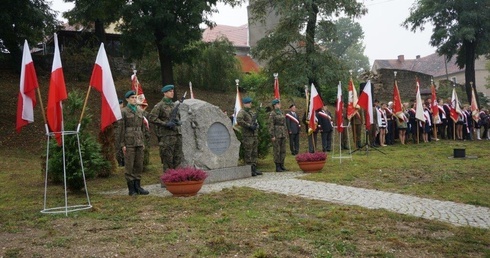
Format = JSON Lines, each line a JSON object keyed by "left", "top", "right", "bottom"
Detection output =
{"left": 125, "top": 90, "right": 136, "bottom": 99}
{"left": 271, "top": 99, "right": 280, "bottom": 105}
{"left": 242, "top": 97, "right": 252, "bottom": 104}
{"left": 162, "top": 84, "right": 174, "bottom": 93}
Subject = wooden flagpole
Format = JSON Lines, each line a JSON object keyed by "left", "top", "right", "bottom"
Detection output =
{"left": 78, "top": 86, "right": 92, "bottom": 130}
{"left": 36, "top": 87, "right": 47, "bottom": 126}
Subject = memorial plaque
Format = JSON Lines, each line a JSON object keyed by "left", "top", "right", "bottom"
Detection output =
{"left": 207, "top": 122, "right": 230, "bottom": 155}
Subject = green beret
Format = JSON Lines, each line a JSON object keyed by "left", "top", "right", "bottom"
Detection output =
{"left": 118, "top": 99, "right": 123, "bottom": 104}
{"left": 271, "top": 99, "right": 280, "bottom": 105}
{"left": 161, "top": 84, "right": 174, "bottom": 93}
{"left": 125, "top": 90, "right": 136, "bottom": 99}
{"left": 242, "top": 97, "right": 252, "bottom": 104}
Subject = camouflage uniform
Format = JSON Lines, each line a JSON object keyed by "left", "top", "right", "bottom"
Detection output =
{"left": 268, "top": 109, "right": 288, "bottom": 171}
{"left": 149, "top": 97, "right": 183, "bottom": 172}
{"left": 236, "top": 108, "right": 259, "bottom": 173}
{"left": 114, "top": 118, "right": 124, "bottom": 166}
{"left": 119, "top": 104, "right": 147, "bottom": 196}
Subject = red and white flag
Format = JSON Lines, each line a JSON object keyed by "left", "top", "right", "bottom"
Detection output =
{"left": 415, "top": 79, "right": 425, "bottom": 122}
{"left": 232, "top": 85, "right": 242, "bottom": 126}
{"left": 430, "top": 82, "right": 439, "bottom": 119}
{"left": 346, "top": 78, "right": 358, "bottom": 119}
{"left": 450, "top": 87, "right": 462, "bottom": 122}
{"left": 90, "top": 43, "right": 123, "bottom": 131}
{"left": 273, "top": 73, "right": 280, "bottom": 100}
{"left": 393, "top": 79, "right": 404, "bottom": 119}
{"left": 47, "top": 33, "right": 67, "bottom": 145}
{"left": 335, "top": 81, "right": 344, "bottom": 133}
{"left": 307, "top": 83, "right": 324, "bottom": 134}
{"left": 357, "top": 80, "right": 373, "bottom": 130}
{"left": 131, "top": 71, "right": 147, "bottom": 106}
{"left": 16, "top": 40, "right": 39, "bottom": 133}
{"left": 470, "top": 87, "right": 479, "bottom": 122}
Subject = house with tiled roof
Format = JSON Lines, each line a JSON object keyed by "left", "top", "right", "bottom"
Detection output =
{"left": 372, "top": 54, "right": 490, "bottom": 99}
{"left": 202, "top": 24, "right": 260, "bottom": 74}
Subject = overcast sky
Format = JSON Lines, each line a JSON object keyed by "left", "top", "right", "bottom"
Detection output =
{"left": 51, "top": 0, "right": 436, "bottom": 65}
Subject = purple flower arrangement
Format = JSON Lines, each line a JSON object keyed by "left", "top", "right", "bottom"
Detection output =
{"left": 295, "top": 152, "right": 327, "bottom": 162}
{"left": 161, "top": 167, "right": 208, "bottom": 183}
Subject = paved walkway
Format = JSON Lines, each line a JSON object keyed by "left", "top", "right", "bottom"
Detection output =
{"left": 111, "top": 172, "right": 490, "bottom": 229}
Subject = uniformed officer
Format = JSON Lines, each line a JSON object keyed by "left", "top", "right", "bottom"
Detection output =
{"left": 317, "top": 105, "right": 333, "bottom": 152}
{"left": 236, "top": 97, "right": 262, "bottom": 176}
{"left": 285, "top": 104, "right": 300, "bottom": 155}
{"left": 120, "top": 91, "right": 149, "bottom": 196}
{"left": 114, "top": 99, "right": 125, "bottom": 166}
{"left": 149, "top": 85, "right": 183, "bottom": 172}
{"left": 268, "top": 99, "right": 288, "bottom": 172}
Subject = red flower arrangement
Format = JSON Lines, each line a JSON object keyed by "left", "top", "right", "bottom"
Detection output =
{"left": 161, "top": 167, "right": 208, "bottom": 183}
{"left": 295, "top": 152, "right": 327, "bottom": 162}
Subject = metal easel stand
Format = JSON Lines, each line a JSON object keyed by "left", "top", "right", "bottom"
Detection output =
{"left": 331, "top": 122, "right": 353, "bottom": 163}
{"left": 41, "top": 124, "right": 92, "bottom": 216}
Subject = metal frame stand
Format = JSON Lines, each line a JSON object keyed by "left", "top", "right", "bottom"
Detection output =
{"left": 350, "top": 129, "right": 386, "bottom": 155}
{"left": 41, "top": 127, "right": 92, "bottom": 216}
{"left": 331, "top": 123, "right": 352, "bottom": 163}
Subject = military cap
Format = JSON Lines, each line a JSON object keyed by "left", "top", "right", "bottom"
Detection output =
{"left": 242, "top": 97, "right": 252, "bottom": 104}
{"left": 118, "top": 99, "right": 123, "bottom": 104}
{"left": 125, "top": 90, "right": 136, "bottom": 99}
{"left": 161, "top": 84, "right": 174, "bottom": 93}
{"left": 271, "top": 99, "right": 280, "bottom": 105}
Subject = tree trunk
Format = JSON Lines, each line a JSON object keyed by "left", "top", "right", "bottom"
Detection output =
{"left": 464, "top": 39, "right": 479, "bottom": 107}
{"left": 305, "top": 3, "right": 318, "bottom": 87}
{"left": 94, "top": 19, "right": 107, "bottom": 45}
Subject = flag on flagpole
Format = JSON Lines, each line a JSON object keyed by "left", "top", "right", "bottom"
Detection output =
{"left": 16, "top": 40, "right": 39, "bottom": 133}
{"left": 131, "top": 71, "right": 147, "bottom": 106}
{"left": 393, "top": 78, "right": 404, "bottom": 119}
{"left": 233, "top": 85, "right": 242, "bottom": 126}
{"left": 47, "top": 33, "right": 68, "bottom": 145}
{"left": 189, "top": 81, "right": 195, "bottom": 99}
{"left": 415, "top": 79, "right": 425, "bottom": 122}
{"left": 273, "top": 73, "right": 280, "bottom": 100}
{"left": 307, "top": 83, "right": 324, "bottom": 134}
{"left": 336, "top": 81, "right": 344, "bottom": 133}
{"left": 430, "top": 82, "right": 439, "bottom": 120}
{"left": 347, "top": 78, "right": 359, "bottom": 120}
{"left": 470, "top": 87, "right": 479, "bottom": 122}
{"left": 357, "top": 80, "right": 373, "bottom": 130}
{"left": 450, "top": 87, "right": 462, "bottom": 122}
{"left": 90, "top": 43, "right": 123, "bottom": 131}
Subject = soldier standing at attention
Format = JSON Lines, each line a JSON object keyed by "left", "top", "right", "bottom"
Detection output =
{"left": 114, "top": 99, "right": 125, "bottom": 167}
{"left": 268, "top": 99, "right": 288, "bottom": 172}
{"left": 120, "top": 91, "right": 149, "bottom": 196}
{"left": 236, "top": 97, "right": 262, "bottom": 176}
{"left": 149, "top": 85, "right": 183, "bottom": 172}
{"left": 317, "top": 104, "right": 333, "bottom": 152}
{"left": 285, "top": 104, "right": 300, "bottom": 155}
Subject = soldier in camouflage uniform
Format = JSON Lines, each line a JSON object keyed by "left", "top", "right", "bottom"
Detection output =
{"left": 149, "top": 85, "right": 183, "bottom": 172}
{"left": 268, "top": 99, "right": 288, "bottom": 172}
{"left": 119, "top": 91, "right": 149, "bottom": 196}
{"left": 237, "top": 97, "right": 262, "bottom": 176}
{"left": 114, "top": 99, "right": 125, "bottom": 166}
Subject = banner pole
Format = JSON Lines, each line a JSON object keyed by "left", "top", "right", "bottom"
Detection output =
{"left": 78, "top": 86, "right": 92, "bottom": 129}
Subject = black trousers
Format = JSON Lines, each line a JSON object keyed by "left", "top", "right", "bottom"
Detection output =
{"left": 289, "top": 133, "right": 300, "bottom": 155}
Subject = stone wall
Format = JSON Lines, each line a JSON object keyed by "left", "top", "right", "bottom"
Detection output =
{"left": 372, "top": 69, "right": 433, "bottom": 103}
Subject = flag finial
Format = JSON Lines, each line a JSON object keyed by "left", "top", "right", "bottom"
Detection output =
{"left": 235, "top": 79, "right": 239, "bottom": 86}
{"left": 394, "top": 71, "right": 397, "bottom": 78}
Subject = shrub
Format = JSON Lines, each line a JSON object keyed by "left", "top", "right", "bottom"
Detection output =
{"left": 161, "top": 167, "right": 208, "bottom": 183}
{"left": 295, "top": 152, "right": 327, "bottom": 162}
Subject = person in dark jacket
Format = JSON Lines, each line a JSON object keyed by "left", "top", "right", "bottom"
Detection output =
{"left": 317, "top": 105, "right": 333, "bottom": 152}
{"left": 285, "top": 104, "right": 301, "bottom": 155}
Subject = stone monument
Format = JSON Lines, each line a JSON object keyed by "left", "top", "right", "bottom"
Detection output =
{"left": 178, "top": 99, "right": 251, "bottom": 183}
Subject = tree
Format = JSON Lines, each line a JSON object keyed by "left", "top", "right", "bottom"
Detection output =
{"left": 317, "top": 18, "right": 370, "bottom": 76}
{"left": 118, "top": 0, "right": 241, "bottom": 90}
{"left": 63, "top": 0, "right": 126, "bottom": 45}
{"left": 249, "top": 0, "right": 366, "bottom": 95}
{"left": 0, "top": 0, "right": 58, "bottom": 69}
{"left": 403, "top": 0, "right": 490, "bottom": 106}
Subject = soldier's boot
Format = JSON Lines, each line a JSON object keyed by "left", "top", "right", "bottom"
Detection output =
{"left": 252, "top": 164, "right": 262, "bottom": 175}
{"left": 127, "top": 181, "right": 137, "bottom": 196}
{"left": 280, "top": 163, "right": 288, "bottom": 171}
{"left": 275, "top": 163, "right": 283, "bottom": 172}
{"left": 134, "top": 180, "right": 149, "bottom": 195}
{"left": 251, "top": 165, "right": 258, "bottom": 177}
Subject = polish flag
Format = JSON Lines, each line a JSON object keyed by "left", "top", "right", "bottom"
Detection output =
{"left": 335, "top": 81, "right": 344, "bottom": 133}
{"left": 16, "top": 40, "right": 39, "bottom": 133}
{"left": 307, "top": 83, "right": 324, "bottom": 134}
{"left": 415, "top": 79, "right": 425, "bottom": 122}
{"left": 131, "top": 71, "right": 147, "bottom": 106}
{"left": 346, "top": 78, "right": 359, "bottom": 119}
{"left": 273, "top": 74, "right": 280, "bottom": 100}
{"left": 357, "top": 80, "right": 373, "bottom": 130}
{"left": 47, "top": 33, "right": 67, "bottom": 145}
{"left": 470, "top": 87, "right": 479, "bottom": 122}
{"left": 232, "top": 85, "right": 242, "bottom": 126}
{"left": 393, "top": 79, "right": 404, "bottom": 119}
{"left": 450, "top": 87, "right": 462, "bottom": 122}
{"left": 90, "top": 43, "right": 122, "bottom": 131}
